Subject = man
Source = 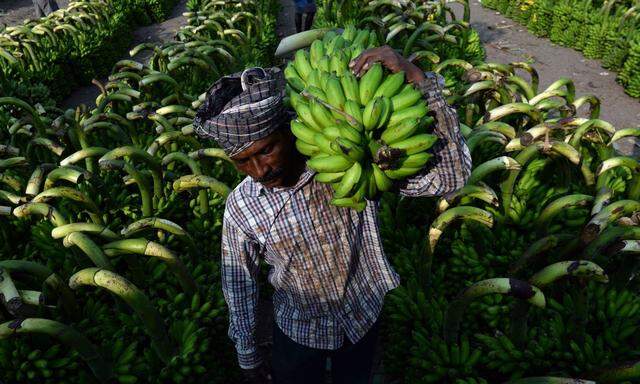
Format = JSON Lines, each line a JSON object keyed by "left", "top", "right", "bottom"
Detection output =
{"left": 193, "top": 46, "right": 471, "bottom": 384}
{"left": 293, "top": 0, "right": 315, "bottom": 33}
{"left": 33, "top": 0, "right": 59, "bottom": 17}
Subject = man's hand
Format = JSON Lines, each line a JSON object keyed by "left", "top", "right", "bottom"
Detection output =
{"left": 349, "top": 45, "right": 425, "bottom": 84}
{"left": 242, "top": 364, "right": 272, "bottom": 384}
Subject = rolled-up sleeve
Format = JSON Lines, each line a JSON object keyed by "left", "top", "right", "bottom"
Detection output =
{"left": 221, "top": 212, "right": 262, "bottom": 369}
{"left": 397, "top": 72, "right": 472, "bottom": 197}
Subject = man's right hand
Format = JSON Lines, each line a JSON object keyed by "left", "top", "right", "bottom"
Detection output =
{"left": 242, "top": 364, "right": 272, "bottom": 384}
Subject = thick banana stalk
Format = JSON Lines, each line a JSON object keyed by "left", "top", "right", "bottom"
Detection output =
{"left": 0, "top": 318, "right": 112, "bottom": 382}
{"left": 573, "top": 95, "right": 601, "bottom": 119}
{"left": 436, "top": 183, "right": 499, "bottom": 213}
{"left": 591, "top": 187, "right": 614, "bottom": 216}
{"left": 102, "top": 239, "right": 196, "bottom": 295}
{"left": 474, "top": 121, "right": 516, "bottom": 139}
{"left": 147, "top": 131, "right": 200, "bottom": 156}
{"left": 99, "top": 146, "right": 163, "bottom": 203}
{"left": 568, "top": 119, "right": 615, "bottom": 149}
{"left": 508, "top": 234, "right": 575, "bottom": 275}
{"left": 596, "top": 156, "right": 640, "bottom": 176}
{"left": 188, "top": 148, "right": 233, "bottom": 163}
{"left": 33, "top": 186, "right": 100, "bottom": 215}
{"left": 0, "top": 260, "right": 78, "bottom": 318}
{"left": 27, "top": 137, "right": 65, "bottom": 157}
{"left": 69, "top": 268, "right": 174, "bottom": 363}
{"left": 0, "top": 206, "right": 11, "bottom": 215}
{"left": 582, "top": 200, "right": 640, "bottom": 243}
{"left": 121, "top": 217, "right": 187, "bottom": 237}
{"left": 275, "top": 28, "right": 335, "bottom": 57}
{"left": 609, "top": 128, "right": 640, "bottom": 146}
{"left": 444, "top": 278, "right": 545, "bottom": 342}
{"left": 0, "top": 145, "right": 19, "bottom": 157}
{"left": 505, "top": 75, "right": 536, "bottom": 101}
{"left": 428, "top": 206, "right": 493, "bottom": 253}
{"left": 478, "top": 102, "right": 542, "bottom": 127}
{"left": 583, "top": 226, "right": 640, "bottom": 260}
{"left": 163, "top": 152, "right": 209, "bottom": 214}
{"left": 0, "top": 97, "right": 45, "bottom": 135}
{"left": 13, "top": 202, "right": 68, "bottom": 227}
{"left": 466, "top": 130, "right": 507, "bottom": 153}
{"left": 0, "top": 268, "right": 24, "bottom": 316}
{"left": 467, "top": 156, "right": 520, "bottom": 185}
{"left": 0, "top": 157, "right": 28, "bottom": 170}
{"left": 173, "top": 174, "right": 231, "bottom": 199}
{"left": 100, "top": 159, "right": 153, "bottom": 217}
{"left": 433, "top": 58, "right": 473, "bottom": 74}
{"left": 51, "top": 223, "right": 119, "bottom": 240}
{"left": 596, "top": 360, "right": 640, "bottom": 383}
{"left": 617, "top": 240, "right": 640, "bottom": 254}
{"left": 62, "top": 232, "right": 113, "bottom": 269}
{"left": 43, "top": 166, "right": 89, "bottom": 190}
{"left": 59, "top": 147, "right": 109, "bottom": 168}
{"left": 0, "top": 189, "right": 25, "bottom": 205}
{"left": 535, "top": 194, "right": 594, "bottom": 229}
{"left": 529, "top": 260, "right": 608, "bottom": 287}
{"left": 543, "top": 77, "right": 576, "bottom": 103}
{"left": 18, "top": 290, "right": 44, "bottom": 306}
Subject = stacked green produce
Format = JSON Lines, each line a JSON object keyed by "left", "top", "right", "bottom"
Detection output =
{"left": 285, "top": 27, "right": 437, "bottom": 210}
{"left": 480, "top": 0, "right": 640, "bottom": 98}
{"left": 0, "top": 0, "right": 277, "bottom": 382}
{"left": 0, "top": 0, "right": 180, "bottom": 106}
{"left": 1, "top": 0, "right": 639, "bottom": 382}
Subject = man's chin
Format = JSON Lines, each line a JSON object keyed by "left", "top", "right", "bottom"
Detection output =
{"left": 260, "top": 176, "right": 283, "bottom": 188}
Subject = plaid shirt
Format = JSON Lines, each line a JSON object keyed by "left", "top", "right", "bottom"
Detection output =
{"left": 221, "top": 72, "right": 472, "bottom": 369}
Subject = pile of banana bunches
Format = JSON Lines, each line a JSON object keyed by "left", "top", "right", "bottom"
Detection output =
{"left": 0, "top": 0, "right": 276, "bottom": 382}
{"left": 285, "top": 26, "right": 438, "bottom": 211}
{"left": 287, "top": 1, "right": 640, "bottom": 384}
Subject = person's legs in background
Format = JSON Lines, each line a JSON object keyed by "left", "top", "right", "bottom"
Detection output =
{"left": 303, "top": 11, "right": 315, "bottom": 31}
{"left": 294, "top": 11, "right": 303, "bottom": 33}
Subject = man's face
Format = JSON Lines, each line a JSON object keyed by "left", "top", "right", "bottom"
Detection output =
{"left": 230, "top": 128, "right": 303, "bottom": 188}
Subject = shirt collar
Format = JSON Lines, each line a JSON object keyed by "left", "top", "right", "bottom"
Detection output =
{"left": 244, "top": 167, "right": 316, "bottom": 197}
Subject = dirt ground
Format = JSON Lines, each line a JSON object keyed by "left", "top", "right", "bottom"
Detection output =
{"left": 466, "top": 0, "right": 640, "bottom": 155}
{"left": 0, "top": 0, "right": 70, "bottom": 27}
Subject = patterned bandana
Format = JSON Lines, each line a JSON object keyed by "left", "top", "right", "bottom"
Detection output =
{"left": 193, "top": 67, "right": 286, "bottom": 157}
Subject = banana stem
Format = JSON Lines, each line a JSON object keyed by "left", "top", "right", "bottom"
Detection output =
{"left": 529, "top": 261, "right": 608, "bottom": 288}
{"left": 62, "top": 232, "right": 113, "bottom": 269}
{"left": 0, "top": 318, "right": 112, "bottom": 382}
{"left": 100, "top": 160, "right": 153, "bottom": 217}
{"left": 467, "top": 156, "right": 520, "bottom": 185}
{"left": 596, "top": 360, "right": 640, "bottom": 383}
{"left": 69, "top": 268, "right": 174, "bottom": 362}
{"left": 102, "top": 239, "right": 197, "bottom": 295}
{"left": 52, "top": 223, "right": 119, "bottom": 240}
{"left": 0, "top": 268, "right": 23, "bottom": 316}
{"left": 163, "top": 152, "right": 209, "bottom": 214}
{"left": 582, "top": 200, "right": 640, "bottom": 243}
{"left": 44, "top": 166, "right": 89, "bottom": 190}
{"left": 172, "top": 174, "right": 231, "bottom": 199}
{"left": 535, "top": 194, "right": 593, "bottom": 229}
{"left": 428, "top": 206, "right": 493, "bottom": 254}
{"left": 444, "top": 278, "right": 545, "bottom": 342}
{"left": 13, "top": 202, "right": 68, "bottom": 227}
{"left": 0, "top": 260, "right": 79, "bottom": 320}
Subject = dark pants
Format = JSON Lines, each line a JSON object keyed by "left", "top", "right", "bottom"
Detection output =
{"left": 33, "top": 0, "right": 58, "bottom": 17}
{"left": 271, "top": 320, "right": 379, "bottom": 384}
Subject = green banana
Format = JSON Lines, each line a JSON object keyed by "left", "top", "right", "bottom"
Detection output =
{"left": 391, "top": 87, "right": 423, "bottom": 111}
{"left": 383, "top": 166, "right": 422, "bottom": 180}
{"left": 363, "top": 97, "right": 385, "bottom": 130}
{"left": 324, "top": 75, "right": 346, "bottom": 110}
{"left": 380, "top": 118, "right": 420, "bottom": 144}
{"left": 372, "top": 163, "right": 393, "bottom": 192}
{"left": 330, "top": 137, "right": 365, "bottom": 162}
{"left": 388, "top": 103, "right": 428, "bottom": 127}
{"left": 307, "top": 154, "right": 353, "bottom": 173}
{"left": 310, "top": 100, "right": 336, "bottom": 128}
{"left": 374, "top": 71, "right": 405, "bottom": 98}
{"left": 315, "top": 171, "right": 345, "bottom": 183}
{"left": 388, "top": 133, "right": 438, "bottom": 155}
{"left": 359, "top": 63, "right": 384, "bottom": 106}
{"left": 338, "top": 124, "right": 363, "bottom": 144}
{"left": 344, "top": 99, "right": 364, "bottom": 126}
{"left": 291, "top": 120, "right": 318, "bottom": 143}
{"left": 313, "top": 132, "right": 339, "bottom": 155}
{"left": 396, "top": 152, "right": 432, "bottom": 168}
{"left": 294, "top": 49, "right": 313, "bottom": 81}
{"left": 296, "top": 140, "right": 320, "bottom": 157}
{"left": 285, "top": 62, "right": 305, "bottom": 92}
{"left": 310, "top": 39, "right": 325, "bottom": 65}
{"left": 334, "top": 162, "right": 363, "bottom": 198}
{"left": 341, "top": 70, "right": 360, "bottom": 102}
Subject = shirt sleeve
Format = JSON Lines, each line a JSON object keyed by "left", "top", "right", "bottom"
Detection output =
{"left": 221, "top": 213, "right": 262, "bottom": 369}
{"left": 397, "top": 72, "right": 472, "bottom": 197}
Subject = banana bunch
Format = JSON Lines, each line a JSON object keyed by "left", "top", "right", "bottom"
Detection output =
{"left": 0, "top": 340, "right": 83, "bottom": 383}
{"left": 411, "top": 333, "right": 484, "bottom": 383}
{"left": 285, "top": 26, "right": 437, "bottom": 210}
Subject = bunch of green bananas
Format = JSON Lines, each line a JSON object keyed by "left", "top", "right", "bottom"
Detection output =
{"left": 285, "top": 26, "right": 438, "bottom": 210}
{"left": 525, "top": 0, "right": 556, "bottom": 38}
{"left": 618, "top": 31, "right": 640, "bottom": 98}
{"left": 0, "top": 340, "right": 83, "bottom": 383}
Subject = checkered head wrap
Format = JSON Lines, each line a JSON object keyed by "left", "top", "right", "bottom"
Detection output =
{"left": 193, "top": 67, "right": 286, "bottom": 157}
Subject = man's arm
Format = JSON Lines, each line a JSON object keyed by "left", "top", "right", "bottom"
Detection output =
{"left": 395, "top": 72, "right": 472, "bottom": 197}
{"left": 221, "top": 213, "right": 262, "bottom": 370}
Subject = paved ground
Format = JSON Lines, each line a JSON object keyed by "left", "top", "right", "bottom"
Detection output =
{"left": 60, "top": 0, "right": 187, "bottom": 109}
{"left": 0, "top": 0, "right": 69, "bottom": 27}
{"left": 466, "top": 0, "right": 640, "bottom": 154}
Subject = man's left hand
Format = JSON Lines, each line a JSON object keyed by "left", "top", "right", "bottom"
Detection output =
{"left": 349, "top": 45, "right": 425, "bottom": 84}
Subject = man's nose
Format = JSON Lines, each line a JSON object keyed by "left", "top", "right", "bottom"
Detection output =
{"left": 249, "top": 158, "right": 270, "bottom": 180}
